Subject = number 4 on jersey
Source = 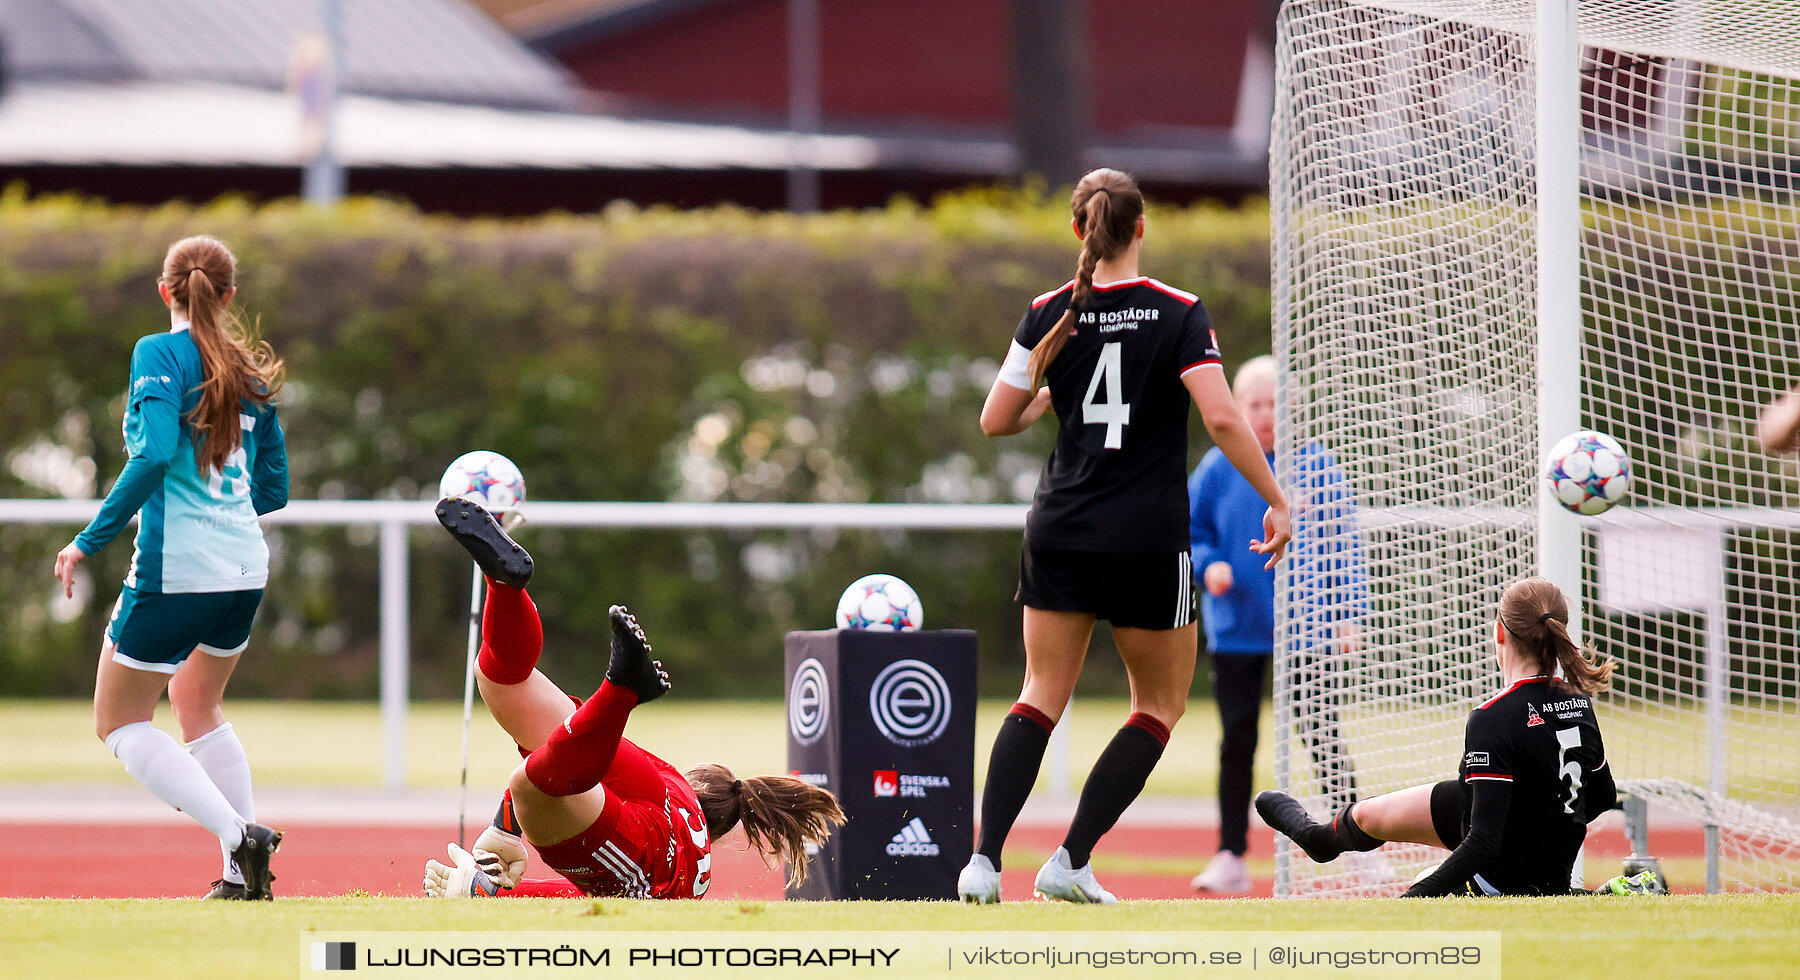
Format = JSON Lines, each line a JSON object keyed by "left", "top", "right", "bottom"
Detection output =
{"left": 1081, "top": 342, "right": 1131, "bottom": 449}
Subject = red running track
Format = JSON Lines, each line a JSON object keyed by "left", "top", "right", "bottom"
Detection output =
{"left": 1, "top": 822, "right": 1701, "bottom": 901}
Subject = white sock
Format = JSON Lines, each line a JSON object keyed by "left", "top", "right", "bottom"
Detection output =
{"left": 106, "top": 721, "right": 246, "bottom": 851}
{"left": 188, "top": 722, "right": 255, "bottom": 884}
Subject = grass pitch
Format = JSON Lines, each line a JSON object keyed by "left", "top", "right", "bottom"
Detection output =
{"left": 8, "top": 699, "right": 1789, "bottom": 978}
{"left": 5, "top": 894, "right": 1796, "bottom": 979}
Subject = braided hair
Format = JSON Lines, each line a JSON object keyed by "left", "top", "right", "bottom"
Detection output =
{"left": 1024, "top": 168, "right": 1144, "bottom": 388}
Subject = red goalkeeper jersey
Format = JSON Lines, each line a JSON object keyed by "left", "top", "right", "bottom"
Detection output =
{"left": 527, "top": 738, "right": 713, "bottom": 899}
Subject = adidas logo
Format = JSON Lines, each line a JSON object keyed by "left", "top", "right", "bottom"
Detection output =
{"left": 885, "top": 817, "right": 940, "bottom": 857}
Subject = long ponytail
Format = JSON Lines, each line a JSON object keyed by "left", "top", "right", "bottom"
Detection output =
{"left": 1025, "top": 168, "right": 1144, "bottom": 388}
{"left": 160, "top": 235, "right": 284, "bottom": 475}
{"left": 686, "top": 763, "right": 846, "bottom": 887}
{"left": 1498, "top": 576, "right": 1614, "bottom": 694}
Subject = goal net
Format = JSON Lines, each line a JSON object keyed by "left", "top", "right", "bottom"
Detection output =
{"left": 1272, "top": 0, "right": 1800, "bottom": 896}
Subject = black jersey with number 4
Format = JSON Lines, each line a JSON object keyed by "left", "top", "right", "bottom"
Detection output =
{"left": 1449, "top": 675, "right": 1613, "bottom": 895}
{"left": 1009, "top": 277, "right": 1222, "bottom": 552}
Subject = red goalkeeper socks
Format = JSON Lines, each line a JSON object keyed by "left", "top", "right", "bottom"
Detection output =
{"left": 523, "top": 680, "right": 638, "bottom": 798}
{"left": 476, "top": 581, "right": 543, "bottom": 685}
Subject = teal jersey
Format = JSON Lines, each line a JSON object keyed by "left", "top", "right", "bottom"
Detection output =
{"left": 76, "top": 322, "right": 288, "bottom": 593}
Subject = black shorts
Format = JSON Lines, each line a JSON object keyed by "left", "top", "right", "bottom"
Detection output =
{"left": 1015, "top": 542, "right": 1193, "bottom": 629}
{"left": 1427, "top": 778, "right": 1577, "bottom": 896}
{"left": 1429, "top": 778, "right": 1469, "bottom": 850}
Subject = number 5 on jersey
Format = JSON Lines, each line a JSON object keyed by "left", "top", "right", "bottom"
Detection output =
{"left": 1082, "top": 342, "right": 1131, "bottom": 449}
{"left": 1555, "top": 726, "right": 1585, "bottom": 815}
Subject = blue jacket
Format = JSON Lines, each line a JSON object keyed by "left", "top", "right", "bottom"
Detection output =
{"left": 1283, "top": 442, "right": 1368, "bottom": 651}
{"left": 1190, "top": 443, "right": 1368, "bottom": 654}
{"left": 1188, "top": 447, "right": 1276, "bottom": 653}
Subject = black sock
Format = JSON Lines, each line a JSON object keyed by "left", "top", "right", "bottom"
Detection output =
{"left": 493, "top": 793, "right": 522, "bottom": 836}
{"left": 1292, "top": 822, "right": 1340, "bottom": 862}
{"left": 975, "top": 704, "right": 1055, "bottom": 869}
{"left": 1060, "top": 714, "right": 1169, "bottom": 868}
{"left": 1256, "top": 790, "right": 1343, "bottom": 862}
{"left": 1331, "top": 803, "right": 1383, "bottom": 853}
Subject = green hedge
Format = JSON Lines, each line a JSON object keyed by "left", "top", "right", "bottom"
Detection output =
{"left": 0, "top": 186, "right": 1273, "bottom": 698}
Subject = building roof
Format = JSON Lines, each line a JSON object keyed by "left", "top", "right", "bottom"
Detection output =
{"left": 0, "top": 1, "right": 1261, "bottom": 200}
{"left": 0, "top": 0, "right": 580, "bottom": 110}
{"left": 466, "top": 0, "right": 638, "bottom": 36}
{"left": 0, "top": 80, "right": 1267, "bottom": 197}
{"left": 0, "top": 77, "right": 1260, "bottom": 186}
{"left": 0, "top": 79, "right": 885, "bottom": 170}
{"left": 516, "top": 0, "right": 718, "bottom": 50}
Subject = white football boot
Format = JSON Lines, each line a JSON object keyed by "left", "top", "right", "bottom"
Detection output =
{"left": 1189, "top": 849, "right": 1252, "bottom": 894}
{"left": 1033, "top": 846, "right": 1118, "bottom": 904}
{"left": 957, "top": 853, "right": 1002, "bottom": 904}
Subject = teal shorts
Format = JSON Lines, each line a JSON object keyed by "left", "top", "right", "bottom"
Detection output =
{"left": 106, "top": 586, "right": 265, "bottom": 674}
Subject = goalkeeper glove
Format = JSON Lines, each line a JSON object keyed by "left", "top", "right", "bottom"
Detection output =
{"left": 472, "top": 824, "right": 528, "bottom": 889}
{"left": 423, "top": 843, "right": 500, "bottom": 898}
{"left": 1595, "top": 870, "right": 1668, "bottom": 896}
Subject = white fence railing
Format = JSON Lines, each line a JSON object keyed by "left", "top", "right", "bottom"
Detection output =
{"left": 2, "top": 498, "right": 1029, "bottom": 790}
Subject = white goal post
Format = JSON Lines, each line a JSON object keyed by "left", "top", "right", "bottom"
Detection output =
{"left": 1273, "top": 0, "right": 1800, "bottom": 895}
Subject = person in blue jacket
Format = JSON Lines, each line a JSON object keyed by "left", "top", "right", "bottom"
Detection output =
{"left": 54, "top": 235, "right": 288, "bottom": 900}
{"left": 1187, "top": 355, "right": 1366, "bottom": 893}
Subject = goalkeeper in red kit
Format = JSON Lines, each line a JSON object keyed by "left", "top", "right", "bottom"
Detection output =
{"left": 421, "top": 498, "right": 843, "bottom": 899}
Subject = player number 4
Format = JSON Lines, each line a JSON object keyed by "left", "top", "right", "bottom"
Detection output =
{"left": 1082, "top": 342, "right": 1131, "bottom": 449}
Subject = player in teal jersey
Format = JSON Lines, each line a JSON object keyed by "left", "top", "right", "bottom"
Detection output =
{"left": 54, "top": 235, "right": 288, "bottom": 900}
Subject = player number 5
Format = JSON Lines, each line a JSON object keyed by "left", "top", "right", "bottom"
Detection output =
{"left": 1082, "top": 342, "right": 1131, "bottom": 449}
{"left": 1555, "top": 726, "right": 1585, "bottom": 815}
